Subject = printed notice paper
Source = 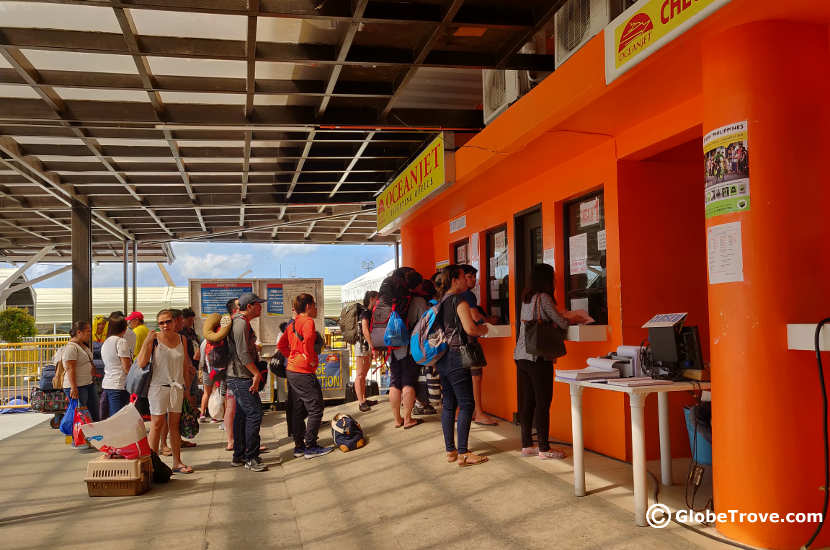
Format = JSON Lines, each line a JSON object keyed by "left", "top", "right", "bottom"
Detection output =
{"left": 707, "top": 221, "right": 743, "bottom": 284}
{"left": 569, "top": 233, "right": 588, "bottom": 275}
{"left": 597, "top": 230, "right": 607, "bottom": 251}
{"left": 543, "top": 248, "right": 555, "bottom": 267}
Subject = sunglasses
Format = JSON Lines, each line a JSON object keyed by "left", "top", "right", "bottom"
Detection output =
{"left": 158, "top": 320, "right": 174, "bottom": 325}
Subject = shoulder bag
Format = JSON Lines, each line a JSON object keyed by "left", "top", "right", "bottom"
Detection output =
{"left": 125, "top": 339, "right": 158, "bottom": 398}
{"left": 524, "top": 294, "right": 567, "bottom": 360}
{"left": 452, "top": 296, "right": 487, "bottom": 369}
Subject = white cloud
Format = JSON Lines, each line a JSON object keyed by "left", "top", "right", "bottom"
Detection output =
{"left": 271, "top": 244, "right": 320, "bottom": 259}
{"left": 173, "top": 253, "right": 254, "bottom": 280}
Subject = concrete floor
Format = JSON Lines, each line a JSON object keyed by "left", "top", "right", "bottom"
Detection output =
{"left": 0, "top": 401, "right": 743, "bottom": 550}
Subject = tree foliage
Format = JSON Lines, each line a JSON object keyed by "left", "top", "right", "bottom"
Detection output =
{"left": 0, "top": 307, "right": 37, "bottom": 343}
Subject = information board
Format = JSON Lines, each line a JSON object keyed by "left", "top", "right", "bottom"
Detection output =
{"left": 266, "top": 284, "right": 284, "bottom": 315}
{"left": 199, "top": 282, "right": 252, "bottom": 315}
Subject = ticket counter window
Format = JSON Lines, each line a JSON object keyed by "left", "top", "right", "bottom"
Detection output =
{"left": 564, "top": 192, "right": 608, "bottom": 325}
{"left": 486, "top": 226, "right": 509, "bottom": 324}
{"left": 453, "top": 240, "right": 469, "bottom": 264}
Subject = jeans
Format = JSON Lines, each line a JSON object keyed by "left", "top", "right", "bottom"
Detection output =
{"left": 437, "top": 349, "right": 474, "bottom": 454}
{"left": 286, "top": 371, "right": 324, "bottom": 448}
{"left": 227, "top": 377, "right": 263, "bottom": 462}
{"left": 64, "top": 384, "right": 100, "bottom": 422}
{"left": 103, "top": 389, "right": 130, "bottom": 418}
{"left": 516, "top": 358, "right": 554, "bottom": 451}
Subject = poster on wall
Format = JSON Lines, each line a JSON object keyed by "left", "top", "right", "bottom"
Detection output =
{"left": 707, "top": 221, "right": 744, "bottom": 284}
{"left": 704, "top": 121, "right": 750, "bottom": 219}
{"left": 266, "top": 284, "right": 284, "bottom": 316}
{"left": 199, "top": 282, "right": 252, "bottom": 315}
{"left": 579, "top": 197, "right": 601, "bottom": 227}
{"left": 470, "top": 233, "right": 480, "bottom": 261}
{"left": 569, "top": 233, "right": 588, "bottom": 275}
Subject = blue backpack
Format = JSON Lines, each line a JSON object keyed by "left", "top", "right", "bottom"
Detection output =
{"left": 383, "top": 306, "right": 409, "bottom": 348}
{"left": 331, "top": 413, "right": 366, "bottom": 452}
{"left": 410, "top": 297, "right": 450, "bottom": 367}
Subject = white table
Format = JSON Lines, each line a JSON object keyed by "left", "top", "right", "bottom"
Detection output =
{"left": 555, "top": 378, "right": 711, "bottom": 526}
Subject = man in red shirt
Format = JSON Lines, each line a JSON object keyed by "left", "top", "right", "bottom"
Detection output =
{"left": 277, "top": 293, "right": 334, "bottom": 459}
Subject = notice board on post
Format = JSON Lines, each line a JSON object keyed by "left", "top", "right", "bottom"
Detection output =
{"left": 188, "top": 278, "right": 324, "bottom": 348}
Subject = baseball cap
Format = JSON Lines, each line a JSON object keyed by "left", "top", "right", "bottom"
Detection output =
{"left": 125, "top": 311, "right": 143, "bottom": 322}
{"left": 238, "top": 292, "right": 266, "bottom": 309}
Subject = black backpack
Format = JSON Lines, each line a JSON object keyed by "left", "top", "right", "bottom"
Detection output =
{"left": 151, "top": 451, "right": 172, "bottom": 484}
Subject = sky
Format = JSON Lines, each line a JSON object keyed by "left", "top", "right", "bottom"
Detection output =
{"left": 2, "top": 242, "right": 395, "bottom": 288}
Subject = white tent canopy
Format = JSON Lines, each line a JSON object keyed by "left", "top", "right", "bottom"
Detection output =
{"left": 341, "top": 260, "right": 395, "bottom": 304}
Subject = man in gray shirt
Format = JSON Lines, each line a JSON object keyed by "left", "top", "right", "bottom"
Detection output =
{"left": 227, "top": 292, "right": 267, "bottom": 472}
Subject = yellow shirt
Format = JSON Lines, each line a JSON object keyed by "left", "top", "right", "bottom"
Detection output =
{"left": 132, "top": 324, "right": 150, "bottom": 356}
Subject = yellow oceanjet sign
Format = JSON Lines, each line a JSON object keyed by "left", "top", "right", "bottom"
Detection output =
{"left": 605, "top": 0, "right": 730, "bottom": 83}
{"left": 376, "top": 134, "right": 446, "bottom": 232}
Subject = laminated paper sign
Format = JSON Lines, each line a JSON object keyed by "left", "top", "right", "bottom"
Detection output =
{"left": 597, "top": 230, "right": 607, "bottom": 252}
{"left": 200, "top": 283, "right": 252, "bottom": 315}
{"left": 707, "top": 221, "right": 743, "bottom": 284}
{"left": 704, "top": 121, "right": 750, "bottom": 218}
{"left": 569, "top": 233, "right": 588, "bottom": 275}
{"left": 266, "top": 284, "right": 284, "bottom": 316}
{"left": 579, "top": 198, "right": 600, "bottom": 227}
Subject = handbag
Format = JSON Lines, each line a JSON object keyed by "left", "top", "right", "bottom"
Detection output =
{"left": 524, "top": 294, "right": 567, "bottom": 359}
{"left": 455, "top": 302, "right": 487, "bottom": 368}
{"left": 125, "top": 339, "right": 158, "bottom": 398}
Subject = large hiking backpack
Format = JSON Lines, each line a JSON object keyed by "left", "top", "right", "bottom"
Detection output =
{"left": 410, "top": 297, "right": 450, "bottom": 367}
{"left": 338, "top": 302, "right": 363, "bottom": 345}
{"left": 370, "top": 301, "right": 394, "bottom": 350}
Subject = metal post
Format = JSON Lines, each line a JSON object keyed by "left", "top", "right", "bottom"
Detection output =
{"left": 132, "top": 240, "right": 137, "bottom": 312}
{"left": 394, "top": 242, "right": 400, "bottom": 269}
{"left": 71, "top": 199, "right": 92, "bottom": 327}
{"left": 122, "top": 239, "right": 128, "bottom": 314}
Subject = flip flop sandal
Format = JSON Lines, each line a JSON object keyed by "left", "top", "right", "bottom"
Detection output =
{"left": 473, "top": 420, "right": 499, "bottom": 426}
{"left": 173, "top": 465, "right": 194, "bottom": 474}
{"left": 160, "top": 448, "right": 173, "bottom": 456}
{"left": 446, "top": 451, "right": 458, "bottom": 463}
{"left": 403, "top": 418, "right": 424, "bottom": 430}
{"left": 394, "top": 422, "right": 404, "bottom": 428}
{"left": 458, "top": 453, "right": 489, "bottom": 467}
{"left": 181, "top": 441, "right": 197, "bottom": 448}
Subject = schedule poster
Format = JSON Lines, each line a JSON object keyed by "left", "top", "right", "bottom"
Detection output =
{"left": 200, "top": 282, "right": 252, "bottom": 315}
{"left": 266, "top": 283, "right": 284, "bottom": 316}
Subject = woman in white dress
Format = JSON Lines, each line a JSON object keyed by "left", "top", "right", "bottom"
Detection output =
{"left": 135, "top": 309, "right": 194, "bottom": 474}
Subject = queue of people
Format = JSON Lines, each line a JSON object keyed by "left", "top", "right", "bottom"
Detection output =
{"left": 52, "top": 260, "right": 580, "bottom": 474}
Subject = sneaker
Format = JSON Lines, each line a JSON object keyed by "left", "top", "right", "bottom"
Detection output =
{"left": 358, "top": 401, "right": 371, "bottom": 412}
{"left": 210, "top": 418, "right": 223, "bottom": 423}
{"left": 419, "top": 404, "right": 437, "bottom": 415}
{"left": 245, "top": 458, "right": 268, "bottom": 472}
{"left": 293, "top": 446, "right": 306, "bottom": 458}
{"left": 521, "top": 447, "right": 539, "bottom": 457}
{"left": 365, "top": 399, "right": 378, "bottom": 406}
{"left": 230, "top": 459, "right": 245, "bottom": 467}
{"left": 539, "top": 449, "right": 567, "bottom": 460}
{"left": 198, "top": 415, "right": 210, "bottom": 424}
{"left": 304, "top": 445, "right": 335, "bottom": 459}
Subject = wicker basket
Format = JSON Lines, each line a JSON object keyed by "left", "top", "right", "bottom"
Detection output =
{"left": 84, "top": 455, "right": 152, "bottom": 497}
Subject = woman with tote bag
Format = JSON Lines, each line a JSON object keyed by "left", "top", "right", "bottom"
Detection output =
{"left": 513, "top": 263, "right": 589, "bottom": 460}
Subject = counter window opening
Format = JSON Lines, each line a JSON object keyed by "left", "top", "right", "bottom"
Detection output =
{"left": 564, "top": 191, "right": 608, "bottom": 325}
{"left": 485, "top": 225, "right": 509, "bottom": 325}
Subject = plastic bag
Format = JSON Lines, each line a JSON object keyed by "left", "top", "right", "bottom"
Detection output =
{"left": 72, "top": 406, "right": 93, "bottom": 447}
{"left": 208, "top": 386, "right": 224, "bottom": 419}
{"left": 180, "top": 399, "right": 199, "bottom": 440}
{"left": 383, "top": 308, "right": 408, "bottom": 348}
{"left": 59, "top": 397, "right": 77, "bottom": 436}
{"left": 82, "top": 401, "right": 151, "bottom": 459}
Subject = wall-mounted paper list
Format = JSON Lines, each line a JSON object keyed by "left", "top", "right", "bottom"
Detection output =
{"left": 569, "top": 233, "right": 588, "bottom": 275}
{"left": 707, "top": 221, "right": 744, "bottom": 284}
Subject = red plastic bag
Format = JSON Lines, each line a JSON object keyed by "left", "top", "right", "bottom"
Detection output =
{"left": 72, "top": 406, "right": 93, "bottom": 447}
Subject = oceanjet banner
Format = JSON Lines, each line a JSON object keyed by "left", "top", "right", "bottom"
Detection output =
{"left": 376, "top": 133, "right": 454, "bottom": 234}
{"left": 604, "top": 0, "right": 730, "bottom": 84}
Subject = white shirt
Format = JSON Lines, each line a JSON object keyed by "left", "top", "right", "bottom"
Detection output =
{"left": 62, "top": 342, "right": 94, "bottom": 387}
{"left": 123, "top": 328, "right": 136, "bottom": 358}
{"left": 101, "top": 335, "right": 131, "bottom": 390}
{"left": 151, "top": 337, "right": 185, "bottom": 388}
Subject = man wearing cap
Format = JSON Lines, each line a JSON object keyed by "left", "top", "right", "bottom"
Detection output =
{"left": 227, "top": 292, "right": 268, "bottom": 472}
{"left": 127, "top": 312, "right": 149, "bottom": 357}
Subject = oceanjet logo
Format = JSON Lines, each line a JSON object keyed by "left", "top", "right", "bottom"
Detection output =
{"left": 617, "top": 12, "right": 654, "bottom": 60}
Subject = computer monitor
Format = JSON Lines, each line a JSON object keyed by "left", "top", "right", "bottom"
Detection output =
{"left": 649, "top": 324, "right": 681, "bottom": 364}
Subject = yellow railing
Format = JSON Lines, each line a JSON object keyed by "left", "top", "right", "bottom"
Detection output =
{"left": 0, "top": 340, "right": 66, "bottom": 409}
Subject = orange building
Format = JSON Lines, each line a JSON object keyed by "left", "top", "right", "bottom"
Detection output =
{"left": 395, "top": 1, "right": 830, "bottom": 548}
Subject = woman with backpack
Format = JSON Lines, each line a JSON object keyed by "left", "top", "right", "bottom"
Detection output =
{"left": 435, "top": 265, "right": 490, "bottom": 467}
{"left": 61, "top": 320, "right": 100, "bottom": 422}
{"left": 356, "top": 291, "right": 379, "bottom": 412}
{"left": 514, "top": 263, "right": 588, "bottom": 460}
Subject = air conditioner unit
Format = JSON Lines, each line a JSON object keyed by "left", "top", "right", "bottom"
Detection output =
{"left": 482, "top": 70, "right": 522, "bottom": 126}
{"left": 554, "top": 0, "right": 614, "bottom": 68}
